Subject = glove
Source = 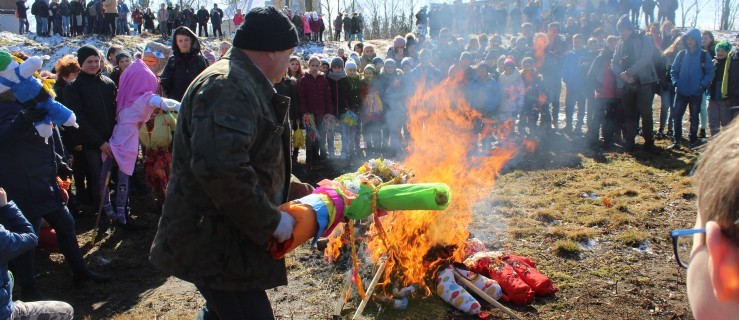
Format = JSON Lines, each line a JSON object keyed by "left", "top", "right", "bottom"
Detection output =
{"left": 272, "top": 211, "right": 296, "bottom": 243}
{"left": 20, "top": 107, "right": 48, "bottom": 123}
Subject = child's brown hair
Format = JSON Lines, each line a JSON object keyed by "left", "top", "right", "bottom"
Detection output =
{"left": 695, "top": 119, "right": 739, "bottom": 238}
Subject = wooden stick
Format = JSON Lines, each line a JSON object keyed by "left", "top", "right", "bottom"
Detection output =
{"left": 352, "top": 256, "right": 388, "bottom": 320}
{"left": 333, "top": 270, "right": 353, "bottom": 317}
{"left": 452, "top": 269, "right": 523, "bottom": 320}
{"left": 90, "top": 167, "right": 112, "bottom": 245}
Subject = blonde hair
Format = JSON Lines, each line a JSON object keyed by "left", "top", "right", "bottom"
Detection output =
{"left": 695, "top": 119, "right": 739, "bottom": 235}
{"left": 308, "top": 56, "right": 321, "bottom": 66}
{"left": 663, "top": 35, "right": 684, "bottom": 56}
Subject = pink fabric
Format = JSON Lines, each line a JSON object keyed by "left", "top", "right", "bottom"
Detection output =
{"left": 303, "top": 18, "right": 312, "bottom": 34}
{"left": 108, "top": 59, "right": 159, "bottom": 175}
{"left": 116, "top": 59, "right": 159, "bottom": 117}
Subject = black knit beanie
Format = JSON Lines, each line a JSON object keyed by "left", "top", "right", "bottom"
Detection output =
{"left": 232, "top": 7, "right": 299, "bottom": 51}
{"left": 77, "top": 45, "right": 99, "bottom": 65}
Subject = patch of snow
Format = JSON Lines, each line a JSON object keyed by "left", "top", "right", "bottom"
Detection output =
{"left": 580, "top": 239, "right": 598, "bottom": 251}
{"left": 631, "top": 241, "right": 654, "bottom": 254}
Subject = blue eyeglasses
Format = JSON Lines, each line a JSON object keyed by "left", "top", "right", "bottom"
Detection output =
{"left": 670, "top": 228, "right": 705, "bottom": 269}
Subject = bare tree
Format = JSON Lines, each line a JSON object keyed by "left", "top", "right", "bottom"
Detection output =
{"left": 719, "top": 0, "right": 739, "bottom": 30}
{"left": 321, "top": 0, "right": 333, "bottom": 38}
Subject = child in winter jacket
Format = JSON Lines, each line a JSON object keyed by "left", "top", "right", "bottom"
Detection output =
{"left": 670, "top": 28, "right": 715, "bottom": 149}
{"left": 708, "top": 41, "right": 732, "bottom": 136}
{"left": 561, "top": 34, "right": 589, "bottom": 132}
{"left": 466, "top": 63, "right": 501, "bottom": 149}
{"left": 587, "top": 36, "right": 623, "bottom": 148}
{"left": 343, "top": 60, "right": 362, "bottom": 159}
{"left": 722, "top": 42, "right": 739, "bottom": 122}
{"left": 378, "top": 59, "right": 406, "bottom": 153}
{"left": 287, "top": 56, "right": 304, "bottom": 161}
{"left": 497, "top": 59, "right": 524, "bottom": 127}
{"left": 360, "top": 65, "right": 384, "bottom": 154}
{"left": 326, "top": 57, "right": 350, "bottom": 159}
{"left": 519, "top": 57, "right": 547, "bottom": 134}
{"left": 299, "top": 56, "right": 332, "bottom": 164}
{"left": 360, "top": 45, "right": 377, "bottom": 71}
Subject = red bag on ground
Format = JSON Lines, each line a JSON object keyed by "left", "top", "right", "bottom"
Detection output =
{"left": 503, "top": 254, "right": 558, "bottom": 297}
{"left": 464, "top": 252, "right": 535, "bottom": 305}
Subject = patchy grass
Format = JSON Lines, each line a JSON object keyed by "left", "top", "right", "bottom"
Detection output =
{"left": 617, "top": 229, "right": 650, "bottom": 247}
{"left": 552, "top": 239, "right": 583, "bottom": 257}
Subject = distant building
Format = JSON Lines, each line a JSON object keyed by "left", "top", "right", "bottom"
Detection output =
{"left": 0, "top": 0, "right": 18, "bottom": 33}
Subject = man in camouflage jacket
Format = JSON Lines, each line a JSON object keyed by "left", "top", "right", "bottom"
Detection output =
{"left": 150, "top": 7, "right": 307, "bottom": 319}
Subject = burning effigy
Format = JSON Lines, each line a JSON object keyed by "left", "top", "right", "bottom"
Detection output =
{"left": 277, "top": 54, "right": 558, "bottom": 317}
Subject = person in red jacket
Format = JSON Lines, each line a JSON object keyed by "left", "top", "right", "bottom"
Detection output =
{"left": 232, "top": 8, "right": 244, "bottom": 26}
{"left": 131, "top": 5, "right": 143, "bottom": 34}
{"left": 586, "top": 35, "right": 623, "bottom": 149}
{"left": 299, "top": 56, "right": 331, "bottom": 165}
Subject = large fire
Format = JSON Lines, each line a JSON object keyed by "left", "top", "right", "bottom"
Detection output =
{"left": 326, "top": 70, "right": 527, "bottom": 297}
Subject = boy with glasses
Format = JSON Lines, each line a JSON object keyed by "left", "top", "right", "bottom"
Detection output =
{"left": 670, "top": 118, "right": 739, "bottom": 319}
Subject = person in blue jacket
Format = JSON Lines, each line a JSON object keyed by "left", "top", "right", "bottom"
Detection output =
{"left": 0, "top": 188, "right": 74, "bottom": 319}
{"left": 466, "top": 62, "right": 501, "bottom": 150}
{"left": 562, "top": 34, "right": 589, "bottom": 133}
{"left": 669, "top": 28, "right": 714, "bottom": 149}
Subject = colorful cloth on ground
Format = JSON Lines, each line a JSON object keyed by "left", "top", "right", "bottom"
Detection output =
{"left": 144, "top": 147, "right": 171, "bottom": 200}
{"left": 503, "top": 254, "right": 558, "bottom": 296}
{"left": 303, "top": 113, "right": 319, "bottom": 141}
{"left": 464, "top": 251, "right": 557, "bottom": 305}
{"left": 436, "top": 266, "right": 481, "bottom": 315}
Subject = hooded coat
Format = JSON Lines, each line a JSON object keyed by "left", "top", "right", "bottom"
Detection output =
{"left": 670, "top": 28, "right": 714, "bottom": 97}
{"left": 160, "top": 27, "right": 209, "bottom": 102}
{"left": 109, "top": 59, "right": 161, "bottom": 176}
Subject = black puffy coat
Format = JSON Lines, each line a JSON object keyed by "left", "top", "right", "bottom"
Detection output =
{"left": 0, "top": 101, "right": 66, "bottom": 219}
{"left": 63, "top": 70, "right": 117, "bottom": 149}
{"left": 275, "top": 76, "right": 300, "bottom": 124}
{"left": 160, "top": 27, "right": 209, "bottom": 101}
{"left": 31, "top": 0, "right": 49, "bottom": 17}
{"left": 327, "top": 75, "right": 350, "bottom": 116}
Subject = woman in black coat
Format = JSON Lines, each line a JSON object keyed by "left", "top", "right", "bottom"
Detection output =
{"left": 160, "top": 26, "right": 209, "bottom": 101}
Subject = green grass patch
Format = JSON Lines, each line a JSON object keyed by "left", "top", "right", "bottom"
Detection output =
{"left": 552, "top": 239, "right": 583, "bottom": 257}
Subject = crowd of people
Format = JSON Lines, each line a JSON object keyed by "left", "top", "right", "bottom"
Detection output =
{"left": 14, "top": 0, "right": 230, "bottom": 38}
{"left": 2, "top": 1, "right": 739, "bottom": 318}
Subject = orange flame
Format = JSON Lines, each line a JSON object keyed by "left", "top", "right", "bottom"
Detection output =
{"left": 325, "top": 69, "right": 532, "bottom": 297}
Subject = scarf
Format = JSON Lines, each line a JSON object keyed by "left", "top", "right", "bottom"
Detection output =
{"left": 722, "top": 50, "right": 735, "bottom": 99}
{"left": 326, "top": 70, "right": 347, "bottom": 81}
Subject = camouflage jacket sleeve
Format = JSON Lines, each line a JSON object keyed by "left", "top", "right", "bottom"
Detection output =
{"left": 188, "top": 75, "right": 281, "bottom": 245}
